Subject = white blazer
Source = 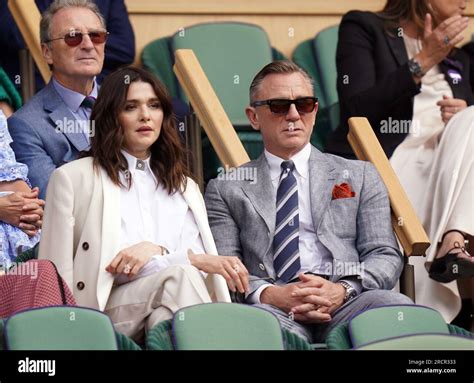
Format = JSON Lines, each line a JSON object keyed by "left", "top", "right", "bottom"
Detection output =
{"left": 39, "top": 157, "right": 231, "bottom": 310}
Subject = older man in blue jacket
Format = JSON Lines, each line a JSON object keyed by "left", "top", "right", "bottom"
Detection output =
{"left": 0, "top": 0, "right": 135, "bottom": 90}
{"left": 7, "top": 0, "right": 110, "bottom": 198}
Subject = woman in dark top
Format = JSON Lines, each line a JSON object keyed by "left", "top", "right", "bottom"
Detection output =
{"left": 326, "top": 0, "right": 473, "bottom": 325}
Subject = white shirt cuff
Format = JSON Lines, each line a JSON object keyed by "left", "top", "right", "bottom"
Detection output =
{"left": 246, "top": 283, "right": 273, "bottom": 304}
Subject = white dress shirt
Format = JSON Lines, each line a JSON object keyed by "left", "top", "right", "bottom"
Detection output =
{"left": 115, "top": 150, "right": 205, "bottom": 285}
{"left": 52, "top": 77, "right": 98, "bottom": 144}
{"left": 248, "top": 143, "right": 361, "bottom": 303}
{"left": 249, "top": 144, "right": 330, "bottom": 302}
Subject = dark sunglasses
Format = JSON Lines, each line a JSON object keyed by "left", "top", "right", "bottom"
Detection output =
{"left": 46, "top": 30, "right": 109, "bottom": 47}
{"left": 250, "top": 97, "right": 318, "bottom": 114}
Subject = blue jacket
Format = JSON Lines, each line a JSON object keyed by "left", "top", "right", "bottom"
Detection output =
{"left": 8, "top": 82, "right": 90, "bottom": 198}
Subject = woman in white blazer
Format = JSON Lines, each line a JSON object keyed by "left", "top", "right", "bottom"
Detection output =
{"left": 39, "top": 67, "right": 248, "bottom": 341}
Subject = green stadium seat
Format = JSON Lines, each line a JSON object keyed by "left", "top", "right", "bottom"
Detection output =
{"left": 292, "top": 38, "right": 324, "bottom": 107}
{"left": 313, "top": 26, "right": 339, "bottom": 109}
{"left": 142, "top": 22, "right": 289, "bottom": 180}
{"left": 357, "top": 333, "right": 474, "bottom": 350}
{"left": 146, "top": 303, "right": 314, "bottom": 350}
{"left": 326, "top": 305, "right": 474, "bottom": 350}
{"left": 3, "top": 306, "right": 119, "bottom": 350}
{"left": 292, "top": 26, "right": 340, "bottom": 150}
{"left": 171, "top": 22, "right": 273, "bottom": 128}
{"left": 141, "top": 36, "right": 180, "bottom": 99}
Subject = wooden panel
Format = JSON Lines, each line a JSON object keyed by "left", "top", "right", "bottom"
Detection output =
{"left": 127, "top": 0, "right": 474, "bottom": 15}
{"left": 174, "top": 49, "right": 250, "bottom": 168}
{"left": 8, "top": 0, "right": 51, "bottom": 83}
{"left": 347, "top": 117, "right": 430, "bottom": 257}
{"left": 127, "top": 0, "right": 388, "bottom": 15}
{"left": 127, "top": 0, "right": 474, "bottom": 61}
{"left": 133, "top": 14, "right": 341, "bottom": 63}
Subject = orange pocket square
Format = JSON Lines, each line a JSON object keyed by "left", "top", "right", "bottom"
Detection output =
{"left": 332, "top": 183, "right": 356, "bottom": 200}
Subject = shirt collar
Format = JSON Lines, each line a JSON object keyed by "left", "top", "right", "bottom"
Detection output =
{"left": 265, "top": 143, "right": 311, "bottom": 181}
{"left": 52, "top": 77, "right": 98, "bottom": 113}
{"left": 121, "top": 149, "right": 153, "bottom": 176}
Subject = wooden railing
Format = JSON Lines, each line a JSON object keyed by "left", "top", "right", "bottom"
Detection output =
{"left": 173, "top": 49, "right": 250, "bottom": 172}
{"left": 348, "top": 117, "right": 431, "bottom": 300}
{"left": 8, "top": 0, "right": 51, "bottom": 83}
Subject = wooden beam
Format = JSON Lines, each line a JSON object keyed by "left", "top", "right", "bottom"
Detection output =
{"left": 8, "top": 0, "right": 51, "bottom": 84}
{"left": 173, "top": 49, "right": 250, "bottom": 168}
{"left": 126, "top": 0, "right": 474, "bottom": 16}
{"left": 347, "top": 117, "right": 430, "bottom": 257}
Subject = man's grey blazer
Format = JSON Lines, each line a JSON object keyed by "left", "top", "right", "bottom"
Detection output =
{"left": 205, "top": 146, "right": 403, "bottom": 298}
{"left": 8, "top": 82, "right": 90, "bottom": 199}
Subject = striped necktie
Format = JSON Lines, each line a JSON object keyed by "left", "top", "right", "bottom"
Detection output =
{"left": 273, "top": 160, "right": 300, "bottom": 282}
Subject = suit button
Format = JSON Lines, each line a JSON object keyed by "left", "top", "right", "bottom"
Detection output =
{"left": 259, "top": 263, "right": 265, "bottom": 271}
{"left": 77, "top": 281, "right": 85, "bottom": 290}
{"left": 82, "top": 242, "right": 89, "bottom": 251}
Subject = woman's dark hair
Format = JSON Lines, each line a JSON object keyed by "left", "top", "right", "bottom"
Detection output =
{"left": 378, "top": 0, "right": 442, "bottom": 35}
{"left": 87, "top": 66, "right": 190, "bottom": 194}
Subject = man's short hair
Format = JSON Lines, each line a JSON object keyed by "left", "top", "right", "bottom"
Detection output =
{"left": 40, "top": 0, "right": 106, "bottom": 44}
{"left": 249, "top": 60, "right": 314, "bottom": 103}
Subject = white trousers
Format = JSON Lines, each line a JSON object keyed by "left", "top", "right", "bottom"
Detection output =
{"left": 104, "top": 264, "right": 212, "bottom": 341}
{"left": 391, "top": 106, "right": 474, "bottom": 322}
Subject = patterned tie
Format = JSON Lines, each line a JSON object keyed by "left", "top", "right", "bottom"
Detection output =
{"left": 81, "top": 96, "right": 96, "bottom": 110}
{"left": 273, "top": 160, "right": 300, "bottom": 282}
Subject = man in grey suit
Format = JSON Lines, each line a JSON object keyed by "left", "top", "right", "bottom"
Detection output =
{"left": 8, "top": 0, "right": 106, "bottom": 198}
{"left": 205, "top": 60, "right": 412, "bottom": 343}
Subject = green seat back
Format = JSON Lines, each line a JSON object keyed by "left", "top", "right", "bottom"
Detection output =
{"left": 327, "top": 321, "right": 473, "bottom": 350}
{"left": 0, "top": 66, "right": 22, "bottom": 110}
{"left": 292, "top": 38, "right": 325, "bottom": 107}
{"left": 172, "top": 22, "right": 273, "bottom": 127}
{"left": 115, "top": 331, "right": 142, "bottom": 351}
{"left": 357, "top": 333, "right": 474, "bottom": 350}
{"left": 146, "top": 319, "right": 174, "bottom": 350}
{"left": 292, "top": 38, "right": 338, "bottom": 150}
{"left": 141, "top": 36, "right": 179, "bottom": 99}
{"left": 312, "top": 25, "right": 339, "bottom": 108}
{"left": 349, "top": 305, "right": 449, "bottom": 348}
{"left": 171, "top": 303, "right": 284, "bottom": 350}
{"left": 4, "top": 306, "right": 118, "bottom": 350}
{"left": 326, "top": 321, "right": 352, "bottom": 350}
{"left": 146, "top": 317, "right": 313, "bottom": 350}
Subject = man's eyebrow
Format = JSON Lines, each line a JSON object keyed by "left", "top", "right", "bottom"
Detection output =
{"left": 59, "top": 27, "right": 105, "bottom": 33}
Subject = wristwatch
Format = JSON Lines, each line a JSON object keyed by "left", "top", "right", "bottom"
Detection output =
{"left": 338, "top": 280, "right": 357, "bottom": 303}
{"left": 408, "top": 58, "right": 425, "bottom": 79}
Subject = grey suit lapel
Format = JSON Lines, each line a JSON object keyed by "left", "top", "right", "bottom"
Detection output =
{"left": 308, "top": 147, "right": 337, "bottom": 231}
{"left": 240, "top": 154, "right": 276, "bottom": 234}
{"left": 44, "top": 82, "right": 90, "bottom": 152}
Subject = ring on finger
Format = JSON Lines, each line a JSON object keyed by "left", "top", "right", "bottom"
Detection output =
{"left": 232, "top": 264, "right": 240, "bottom": 273}
{"left": 123, "top": 263, "right": 132, "bottom": 274}
{"left": 444, "top": 35, "right": 450, "bottom": 46}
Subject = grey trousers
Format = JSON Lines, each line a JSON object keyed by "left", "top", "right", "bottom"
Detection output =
{"left": 253, "top": 290, "right": 413, "bottom": 343}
